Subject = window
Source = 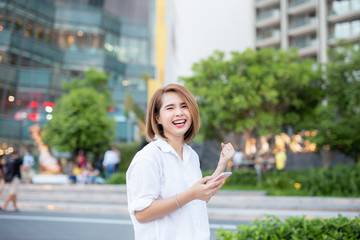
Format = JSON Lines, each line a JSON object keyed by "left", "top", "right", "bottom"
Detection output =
{"left": 352, "top": 19, "right": 360, "bottom": 35}
{"left": 4, "top": 9, "right": 12, "bottom": 30}
{"left": 14, "top": 15, "right": 23, "bottom": 33}
{"left": 76, "top": 30, "right": 88, "bottom": 48}
{"left": 334, "top": 22, "right": 351, "bottom": 38}
{"left": 24, "top": 20, "right": 35, "bottom": 38}
{"left": 35, "top": 23, "right": 45, "bottom": 41}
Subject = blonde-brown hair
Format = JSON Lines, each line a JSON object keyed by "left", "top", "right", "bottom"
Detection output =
{"left": 146, "top": 84, "right": 200, "bottom": 143}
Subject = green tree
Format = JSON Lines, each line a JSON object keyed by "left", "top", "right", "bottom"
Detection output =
{"left": 181, "top": 48, "right": 322, "bottom": 142}
{"left": 43, "top": 68, "right": 115, "bottom": 157}
{"left": 307, "top": 43, "right": 360, "bottom": 162}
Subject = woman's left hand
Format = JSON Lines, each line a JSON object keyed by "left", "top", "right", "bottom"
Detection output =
{"left": 218, "top": 143, "right": 235, "bottom": 168}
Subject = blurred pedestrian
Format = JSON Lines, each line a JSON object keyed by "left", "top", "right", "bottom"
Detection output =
{"left": 96, "top": 153, "right": 104, "bottom": 176}
{"left": 103, "top": 146, "right": 120, "bottom": 180}
{"left": 21, "top": 148, "right": 34, "bottom": 184}
{"left": 275, "top": 149, "right": 287, "bottom": 171}
{"left": 126, "top": 84, "right": 235, "bottom": 239}
{"left": 0, "top": 150, "right": 23, "bottom": 212}
{"left": 232, "top": 150, "right": 244, "bottom": 170}
{"left": 0, "top": 155, "right": 6, "bottom": 197}
{"left": 77, "top": 150, "right": 85, "bottom": 167}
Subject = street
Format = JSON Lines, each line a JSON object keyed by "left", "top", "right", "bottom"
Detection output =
{"left": 0, "top": 210, "right": 247, "bottom": 240}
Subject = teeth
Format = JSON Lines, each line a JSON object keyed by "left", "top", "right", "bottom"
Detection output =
{"left": 173, "top": 120, "right": 185, "bottom": 124}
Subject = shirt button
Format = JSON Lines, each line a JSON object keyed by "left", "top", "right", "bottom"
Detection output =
{"left": 195, "top": 221, "right": 200, "bottom": 226}
{"left": 192, "top": 202, "right": 195, "bottom": 205}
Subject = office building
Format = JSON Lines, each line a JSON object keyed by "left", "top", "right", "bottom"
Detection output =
{"left": 0, "top": 0, "right": 155, "bottom": 151}
{"left": 255, "top": 0, "right": 360, "bottom": 62}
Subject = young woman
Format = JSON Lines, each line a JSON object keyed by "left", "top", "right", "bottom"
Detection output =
{"left": 126, "top": 84, "right": 234, "bottom": 240}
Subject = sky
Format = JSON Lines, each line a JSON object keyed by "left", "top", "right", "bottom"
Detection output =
{"left": 172, "top": 0, "right": 254, "bottom": 81}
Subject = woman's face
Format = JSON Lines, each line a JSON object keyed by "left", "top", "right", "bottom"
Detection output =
{"left": 157, "top": 91, "right": 192, "bottom": 142}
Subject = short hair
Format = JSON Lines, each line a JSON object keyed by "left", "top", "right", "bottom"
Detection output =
{"left": 146, "top": 84, "right": 200, "bottom": 143}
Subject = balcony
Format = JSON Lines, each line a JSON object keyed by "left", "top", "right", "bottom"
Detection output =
{"left": 328, "top": 2, "right": 360, "bottom": 24}
{"left": 256, "top": 30, "right": 281, "bottom": 48}
{"left": 291, "top": 39, "right": 317, "bottom": 57}
{"left": 256, "top": 9, "right": 281, "bottom": 28}
{"left": 255, "top": 0, "right": 280, "bottom": 9}
{"left": 288, "top": 0, "right": 317, "bottom": 16}
{"left": 328, "top": 25, "right": 360, "bottom": 46}
{"left": 288, "top": 18, "right": 317, "bottom": 37}
{"left": 10, "top": 33, "right": 63, "bottom": 63}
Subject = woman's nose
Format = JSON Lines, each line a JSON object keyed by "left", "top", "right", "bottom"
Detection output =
{"left": 175, "top": 107, "right": 184, "bottom": 116}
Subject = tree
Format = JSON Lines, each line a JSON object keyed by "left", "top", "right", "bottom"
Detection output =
{"left": 307, "top": 42, "right": 360, "bottom": 163}
{"left": 43, "top": 68, "right": 115, "bottom": 157}
{"left": 181, "top": 48, "right": 322, "bottom": 149}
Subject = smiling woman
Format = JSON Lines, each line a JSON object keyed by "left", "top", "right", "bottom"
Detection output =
{"left": 126, "top": 84, "right": 235, "bottom": 240}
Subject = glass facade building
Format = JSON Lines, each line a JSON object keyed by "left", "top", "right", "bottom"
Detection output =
{"left": 0, "top": 0, "right": 155, "bottom": 151}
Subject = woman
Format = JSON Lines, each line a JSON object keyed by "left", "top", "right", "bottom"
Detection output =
{"left": 126, "top": 84, "right": 234, "bottom": 239}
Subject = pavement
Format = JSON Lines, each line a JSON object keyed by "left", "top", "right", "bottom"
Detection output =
{"left": 1, "top": 183, "right": 359, "bottom": 222}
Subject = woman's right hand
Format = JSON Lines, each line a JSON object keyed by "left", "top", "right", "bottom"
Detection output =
{"left": 188, "top": 176, "right": 224, "bottom": 202}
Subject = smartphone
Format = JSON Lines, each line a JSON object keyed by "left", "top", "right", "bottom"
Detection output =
{"left": 213, "top": 172, "right": 232, "bottom": 182}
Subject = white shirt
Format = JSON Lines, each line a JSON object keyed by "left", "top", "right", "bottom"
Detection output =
{"left": 23, "top": 153, "right": 34, "bottom": 167}
{"left": 232, "top": 151, "right": 243, "bottom": 165}
{"left": 103, "top": 150, "right": 120, "bottom": 166}
{"left": 126, "top": 137, "right": 210, "bottom": 240}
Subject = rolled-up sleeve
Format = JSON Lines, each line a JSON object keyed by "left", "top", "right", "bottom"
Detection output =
{"left": 126, "top": 152, "right": 161, "bottom": 215}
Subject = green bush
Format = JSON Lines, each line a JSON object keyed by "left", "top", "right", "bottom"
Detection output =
{"left": 104, "top": 142, "right": 140, "bottom": 184}
{"left": 117, "top": 142, "right": 141, "bottom": 172}
{"left": 216, "top": 215, "right": 360, "bottom": 240}
{"left": 107, "top": 172, "right": 126, "bottom": 184}
{"left": 220, "top": 163, "right": 360, "bottom": 197}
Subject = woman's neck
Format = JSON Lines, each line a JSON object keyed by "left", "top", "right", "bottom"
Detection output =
{"left": 166, "top": 137, "right": 184, "bottom": 160}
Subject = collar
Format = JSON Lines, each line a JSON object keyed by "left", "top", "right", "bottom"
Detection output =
{"left": 153, "top": 135, "right": 190, "bottom": 156}
{"left": 153, "top": 136, "right": 173, "bottom": 153}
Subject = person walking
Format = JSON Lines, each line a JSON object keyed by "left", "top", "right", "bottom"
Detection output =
{"left": 0, "top": 150, "right": 23, "bottom": 212}
{"left": 0, "top": 155, "right": 6, "bottom": 198}
{"left": 103, "top": 146, "right": 120, "bottom": 180}
{"left": 21, "top": 148, "right": 34, "bottom": 184}
{"left": 126, "top": 84, "right": 235, "bottom": 240}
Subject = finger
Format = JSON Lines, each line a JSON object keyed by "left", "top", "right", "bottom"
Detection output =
{"left": 199, "top": 176, "right": 213, "bottom": 184}
{"left": 209, "top": 178, "right": 224, "bottom": 188}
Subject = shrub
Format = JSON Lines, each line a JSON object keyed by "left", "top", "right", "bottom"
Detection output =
{"left": 216, "top": 215, "right": 360, "bottom": 240}
{"left": 107, "top": 172, "right": 126, "bottom": 184}
{"left": 117, "top": 142, "right": 141, "bottom": 172}
{"left": 219, "top": 163, "right": 360, "bottom": 197}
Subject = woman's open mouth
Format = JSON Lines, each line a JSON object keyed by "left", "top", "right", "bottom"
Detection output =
{"left": 173, "top": 119, "right": 186, "bottom": 128}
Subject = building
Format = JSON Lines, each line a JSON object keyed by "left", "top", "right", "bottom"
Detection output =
{"left": 254, "top": 0, "right": 360, "bottom": 63}
{"left": 0, "top": 0, "right": 155, "bottom": 153}
{"left": 150, "top": 0, "right": 253, "bottom": 86}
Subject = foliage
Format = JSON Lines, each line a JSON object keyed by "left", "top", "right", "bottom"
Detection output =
{"left": 43, "top": 68, "right": 115, "bottom": 156}
{"left": 214, "top": 163, "right": 360, "bottom": 197}
{"left": 107, "top": 172, "right": 126, "bottom": 184}
{"left": 216, "top": 215, "right": 360, "bottom": 240}
{"left": 124, "top": 93, "right": 146, "bottom": 131}
{"left": 117, "top": 141, "right": 141, "bottom": 172}
{"left": 306, "top": 42, "right": 360, "bottom": 159}
{"left": 181, "top": 48, "right": 322, "bottom": 140}
{"left": 105, "top": 141, "right": 141, "bottom": 184}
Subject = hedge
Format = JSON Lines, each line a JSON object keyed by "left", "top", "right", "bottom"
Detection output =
{"left": 219, "top": 163, "right": 360, "bottom": 197}
{"left": 216, "top": 215, "right": 360, "bottom": 240}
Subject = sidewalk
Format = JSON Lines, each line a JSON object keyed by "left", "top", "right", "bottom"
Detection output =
{"left": 1, "top": 184, "right": 359, "bottom": 222}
